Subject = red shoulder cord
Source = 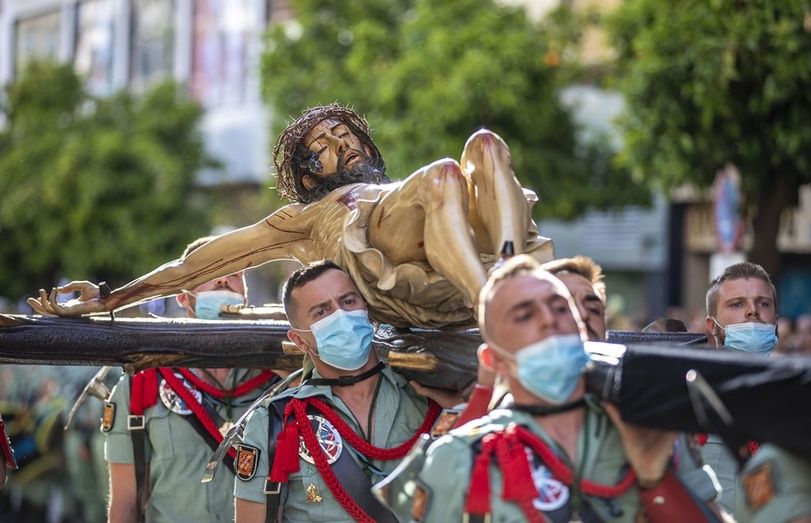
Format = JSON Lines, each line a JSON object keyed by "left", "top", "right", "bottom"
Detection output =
{"left": 157, "top": 368, "right": 239, "bottom": 460}
{"left": 465, "top": 424, "right": 637, "bottom": 521}
{"left": 130, "top": 369, "right": 159, "bottom": 416}
{"left": 269, "top": 396, "right": 441, "bottom": 523}
{"left": 694, "top": 433, "right": 759, "bottom": 456}
{"left": 176, "top": 368, "right": 276, "bottom": 400}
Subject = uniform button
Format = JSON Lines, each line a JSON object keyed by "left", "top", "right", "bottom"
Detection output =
{"left": 653, "top": 495, "right": 665, "bottom": 505}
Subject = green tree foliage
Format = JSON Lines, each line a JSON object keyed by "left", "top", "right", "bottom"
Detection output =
{"left": 262, "top": 0, "right": 650, "bottom": 219}
{"left": 0, "top": 62, "right": 213, "bottom": 302}
{"left": 609, "top": 0, "right": 811, "bottom": 277}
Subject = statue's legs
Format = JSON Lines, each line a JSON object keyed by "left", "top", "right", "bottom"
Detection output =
{"left": 460, "top": 130, "right": 530, "bottom": 256}
{"left": 368, "top": 159, "right": 486, "bottom": 307}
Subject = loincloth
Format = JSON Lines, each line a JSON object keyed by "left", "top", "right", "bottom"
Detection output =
{"left": 337, "top": 192, "right": 554, "bottom": 329}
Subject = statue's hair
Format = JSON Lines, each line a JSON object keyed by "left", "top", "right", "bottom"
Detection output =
{"left": 272, "top": 104, "right": 385, "bottom": 203}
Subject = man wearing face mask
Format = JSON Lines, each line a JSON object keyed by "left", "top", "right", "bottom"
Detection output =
{"left": 377, "top": 255, "right": 720, "bottom": 522}
{"left": 700, "top": 261, "right": 778, "bottom": 514}
{"left": 103, "top": 236, "right": 278, "bottom": 523}
{"left": 234, "top": 260, "right": 454, "bottom": 523}
{"left": 448, "top": 255, "right": 608, "bottom": 429}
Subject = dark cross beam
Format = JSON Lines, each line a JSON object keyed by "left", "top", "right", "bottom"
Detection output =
{"left": 0, "top": 314, "right": 480, "bottom": 391}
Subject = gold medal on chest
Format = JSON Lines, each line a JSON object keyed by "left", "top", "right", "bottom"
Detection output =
{"left": 298, "top": 415, "right": 343, "bottom": 465}
{"left": 159, "top": 375, "right": 203, "bottom": 415}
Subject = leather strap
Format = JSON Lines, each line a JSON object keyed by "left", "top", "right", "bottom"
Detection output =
{"left": 302, "top": 361, "right": 385, "bottom": 387}
{"left": 264, "top": 399, "right": 290, "bottom": 523}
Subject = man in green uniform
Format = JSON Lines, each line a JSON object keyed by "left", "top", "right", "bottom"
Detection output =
{"left": 234, "top": 260, "right": 455, "bottom": 523}
{"left": 104, "top": 237, "right": 278, "bottom": 522}
{"left": 736, "top": 444, "right": 811, "bottom": 523}
{"left": 377, "top": 255, "right": 721, "bottom": 522}
{"left": 701, "top": 261, "right": 779, "bottom": 514}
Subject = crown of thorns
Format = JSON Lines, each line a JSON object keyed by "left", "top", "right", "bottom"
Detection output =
{"left": 272, "top": 104, "right": 377, "bottom": 203}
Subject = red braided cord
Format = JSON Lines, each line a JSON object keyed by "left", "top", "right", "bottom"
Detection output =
{"left": 491, "top": 434, "right": 544, "bottom": 523}
{"left": 158, "top": 369, "right": 236, "bottom": 460}
{"left": 304, "top": 396, "right": 441, "bottom": 460}
{"left": 291, "top": 399, "right": 376, "bottom": 523}
{"left": 281, "top": 396, "right": 441, "bottom": 522}
{"left": 176, "top": 368, "right": 276, "bottom": 399}
{"left": 513, "top": 425, "right": 636, "bottom": 498}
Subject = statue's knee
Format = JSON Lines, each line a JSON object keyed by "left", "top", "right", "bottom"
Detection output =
{"left": 464, "top": 129, "right": 509, "bottom": 155}
{"left": 423, "top": 159, "right": 467, "bottom": 198}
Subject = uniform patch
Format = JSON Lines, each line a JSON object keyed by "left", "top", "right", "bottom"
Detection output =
{"left": 430, "top": 409, "right": 460, "bottom": 437}
{"left": 235, "top": 444, "right": 260, "bottom": 481}
{"left": 411, "top": 484, "right": 429, "bottom": 521}
{"left": 101, "top": 402, "right": 116, "bottom": 432}
{"left": 743, "top": 462, "right": 776, "bottom": 510}
{"left": 299, "top": 415, "right": 343, "bottom": 465}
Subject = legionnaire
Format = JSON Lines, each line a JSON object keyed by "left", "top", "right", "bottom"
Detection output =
{"left": 701, "top": 261, "right": 779, "bottom": 514}
{"left": 376, "top": 255, "right": 721, "bottom": 522}
{"left": 448, "top": 255, "right": 609, "bottom": 429}
{"left": 104, "top": 237, "right": 278, "bottom": 523}
{"left": 233, "top": 260, "right": 461, "bottom": 523}
{"left": 736, "top": 443, "right": 811, "bottom": 523}
{"left": 29, "top": 104, "right": 553, "bottom": 329}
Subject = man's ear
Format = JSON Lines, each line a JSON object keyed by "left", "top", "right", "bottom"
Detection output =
{"left": 478, "top": 344, "right": 499, "bottom": 372}
{"left": 287, "top": 329, "right": 311, "bottom": 354}
{"left": 177, "top": 293, "right": 192, "bottom": 314}
{"left": 705, "top": 316, "right": 723, "bottom": 346}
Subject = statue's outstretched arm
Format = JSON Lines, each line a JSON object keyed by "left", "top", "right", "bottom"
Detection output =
{"left": 28, "top": 206, "right": 311, "bottom": 316}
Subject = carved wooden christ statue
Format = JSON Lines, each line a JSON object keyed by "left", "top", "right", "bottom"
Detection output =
{"left": 29, "top": 104, "right": 553, "bottom": 328}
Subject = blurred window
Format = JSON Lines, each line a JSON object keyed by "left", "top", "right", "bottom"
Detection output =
{"left": 15, "top": 10, "right": 61, "bottom": 75}
{"left": 190, "top": 0, "right": 264, "bottom": 108}
{"left": 75, "top": 0, "right": 115, "bottom": 96}
{"left": 130, "top": 0, "right": 175, "bottom": 92}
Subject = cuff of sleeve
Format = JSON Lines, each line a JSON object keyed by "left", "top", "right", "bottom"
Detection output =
{"left": 452, "top": 386, "right": 494, "bottom": 429}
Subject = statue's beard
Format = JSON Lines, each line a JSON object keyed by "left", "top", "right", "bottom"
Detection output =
{"left": 303, "top": 152, "right": 391, "bottom": 203}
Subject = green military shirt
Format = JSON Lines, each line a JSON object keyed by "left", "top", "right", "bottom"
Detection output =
{"left": 105, "top": 369, "right": 270, "bottom": 523}
{"left": 700, "top": 434, "right": 739, "bottom": 513}
{"left": 392, "top": 398, "right": 718, "bottom": 522}
{"left": 233, "top": 365, "right": 429, "bottom": 522}
{"left": 736, "top": 444, "right": 811, "bottom": 523}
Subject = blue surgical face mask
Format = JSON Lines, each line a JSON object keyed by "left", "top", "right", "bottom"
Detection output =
{"left": 716, "top": 320, "right": 777, "bottom": 354}
{"left": 494, "top": 334, "right": 589, "bottom": 404}
{"left": 305, "top": 309, "right": 374, "bottom": 371}
{"left": 193, "top": 289, "right": 244, "bottom": 320}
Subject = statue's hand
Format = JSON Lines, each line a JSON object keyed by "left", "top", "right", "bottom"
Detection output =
{"left": 27, "top": 281, "right": 106, "bottom": 317}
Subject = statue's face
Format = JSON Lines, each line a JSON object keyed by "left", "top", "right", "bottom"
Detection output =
{"left": 303, "top": 118, "right": 370, "bottom": 179}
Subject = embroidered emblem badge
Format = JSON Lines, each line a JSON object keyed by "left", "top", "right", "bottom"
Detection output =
{"left": 235, "top": 444, "right": 260, "bottom": 481}
{"left": 298, "top": 415, "right": 343, "bottom": 465}
{"left": 530, "top": 451, "right": 570, "bottom": 512}
{"left": 306, "top": 483, "right": 323, "bottom": 503}
{"left": 743, "top": 462, "right": 776, "bottom": 510}
{"left": 430, "top": 409, "right": 460, "bottom": 437}
{"left": 101, "top": 402, "right": 116, "bottom": 432}
{"left": 159, "top": 375, "right": 202, "bottom": 415}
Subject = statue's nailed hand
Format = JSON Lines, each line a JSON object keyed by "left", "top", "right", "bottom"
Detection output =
{"left": 27, "top": 281, "right": 106, "bottom": 317}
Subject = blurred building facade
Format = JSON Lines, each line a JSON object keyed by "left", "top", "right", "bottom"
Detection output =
{"left": 0, "top": 0, "right": 295, "bottom": 306}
